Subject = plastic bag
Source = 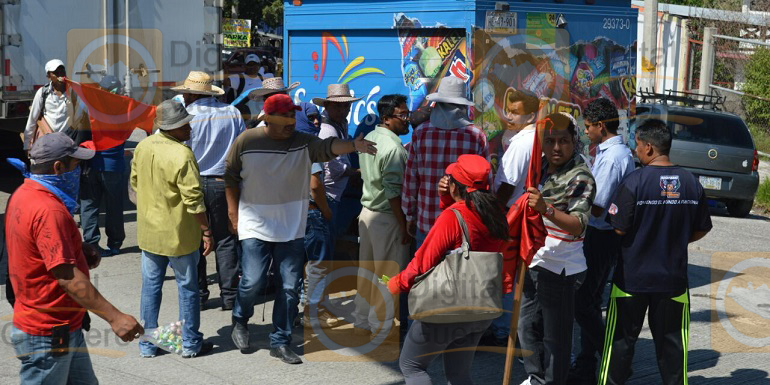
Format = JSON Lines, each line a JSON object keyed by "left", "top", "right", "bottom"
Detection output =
{"left": 140, "top": 321, "right": 185, "bottom": 355}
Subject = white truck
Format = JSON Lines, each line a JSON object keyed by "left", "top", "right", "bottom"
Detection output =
{"left": 0, "top": 0, "right": 224, "bottom": 134}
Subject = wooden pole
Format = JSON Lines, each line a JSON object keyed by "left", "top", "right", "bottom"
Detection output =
{"left": 502, "top": 259, "right": 528, "bottom": 384}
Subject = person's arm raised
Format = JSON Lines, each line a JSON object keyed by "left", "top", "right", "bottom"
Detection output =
{"left": 330, "top": 134, "right": 377, "bottom": 156}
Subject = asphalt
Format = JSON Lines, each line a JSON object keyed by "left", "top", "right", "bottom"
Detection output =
{"left": 0, "top": 135, "right": 769, "bottom": 384}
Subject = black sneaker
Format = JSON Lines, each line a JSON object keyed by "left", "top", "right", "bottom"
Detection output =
{"left": 269, "top": 345, "right": 302, "bottom": 364}
{"left": 182, "top": 341, "right": 214, "bottom": 358}
{"left": 231, "top": 323, "right": 249, "bottom": 351}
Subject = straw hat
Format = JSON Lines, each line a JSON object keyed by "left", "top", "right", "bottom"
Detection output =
{"left": 171, "top": 71, "right": 224, "bottom": 96}
{"left": 312, "top": 84, "right": 361, "bottom": 106}
{"left": 425, "top": 76, "right": 473, "bottom": 106}
{"left": 248, "top": 77, "right": 300, "bottom": 100}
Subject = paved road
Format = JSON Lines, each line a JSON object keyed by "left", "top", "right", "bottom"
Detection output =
{"left": 0, "top": 153, "right": 769, "bottom": 384}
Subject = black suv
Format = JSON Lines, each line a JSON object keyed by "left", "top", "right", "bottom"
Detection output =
{"left": 636, "top": 91, "right": 759, "bottom": 217}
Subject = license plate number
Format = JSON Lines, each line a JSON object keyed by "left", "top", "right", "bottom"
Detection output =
{"left": 699, "top": 176, "right": 722, "bottom": 190}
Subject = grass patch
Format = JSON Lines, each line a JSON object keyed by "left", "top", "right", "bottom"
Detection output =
{"left": 749, "top": 124, "right": 770, "bottom": 155}
{"left": 756, "top": 178, "right": 770, "bottom": 211}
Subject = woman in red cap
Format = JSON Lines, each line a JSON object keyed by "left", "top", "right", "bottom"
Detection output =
{"left": 388, "top": 154, "right": 509, "bottom": 385}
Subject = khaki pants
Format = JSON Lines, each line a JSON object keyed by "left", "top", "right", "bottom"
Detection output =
{"left": 353, "top": 207, "right": 410, "bottom": 333}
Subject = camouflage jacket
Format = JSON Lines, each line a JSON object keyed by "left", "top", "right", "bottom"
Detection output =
{"left": 539, "top": 154, "right": 596, "bottom": 237}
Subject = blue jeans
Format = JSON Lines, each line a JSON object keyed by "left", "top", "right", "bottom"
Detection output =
{"left": 79, "top": 170, "right": 125, "bottom": 250}
{"left": 490, "top": 292, "right": 515, "bottom": 339}
{"left": 140, "top": 250, "right": 203, "bottom": 356}
{"left": 304, "top": 209, "right": 332, "bottom": 307}
{"left": 10, "top": 326, "right": 97, "bottom": 385}
{"left": 415, "top": 229, "right": 428, "bottom": 250}
{"left": 233, "top": 237, "right": 305, "bottom": 348}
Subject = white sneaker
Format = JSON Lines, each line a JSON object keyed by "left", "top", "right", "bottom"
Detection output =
{"left": 519, "top": 377, "right": 532, "bottom": 385}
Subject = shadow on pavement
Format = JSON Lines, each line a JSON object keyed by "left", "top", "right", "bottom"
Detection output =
{"left": 690, "top": 368, "right": 770, "bottom": 384}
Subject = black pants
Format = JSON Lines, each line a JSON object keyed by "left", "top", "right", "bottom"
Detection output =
{"left": 572, "top": 227, "right": 621, "bottom": 380}
{"left": 197, "top": 177, "right": 239, "bottom": 306}
{"left": 399, "top": 319, "right": 492, "bottom": 385}
{"left": 598, "top": 286, "right": 690, "bottom": 385}
{"left": 519, "top": 267, "right": 585, "bottom": 385}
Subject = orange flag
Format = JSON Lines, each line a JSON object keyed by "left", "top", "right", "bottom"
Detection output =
{"left": 67, "top": 80, "right": 156, "bottom": 151}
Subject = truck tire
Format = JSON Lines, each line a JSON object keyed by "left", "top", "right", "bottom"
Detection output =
{"left": 727, "top": 199, "right": 754, "bottom": 218}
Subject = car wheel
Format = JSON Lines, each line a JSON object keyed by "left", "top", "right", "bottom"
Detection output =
{"left": 727, "top": 199, "right": 753, "bottom": 218}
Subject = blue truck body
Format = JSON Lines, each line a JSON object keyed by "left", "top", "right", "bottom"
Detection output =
{"left": 284, "top": 0, "right": 638, "bottom": 161}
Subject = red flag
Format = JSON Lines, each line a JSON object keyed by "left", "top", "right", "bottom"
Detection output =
{"left": 67, "top": 80, "right": 156, "bottom": 151}
{"left": 502, "top": 120, "right": 548, "bottom": 293}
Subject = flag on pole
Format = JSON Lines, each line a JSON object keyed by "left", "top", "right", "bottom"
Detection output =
{"left": 67, "top": 80, "right": 156, "bottom": 151}
{"left": 502, "top": 120, "right": 547, "bottom": 294}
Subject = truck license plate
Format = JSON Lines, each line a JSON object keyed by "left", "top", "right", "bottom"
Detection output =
{"left": 699, "top": 176, "right": 722, "bottom": 190}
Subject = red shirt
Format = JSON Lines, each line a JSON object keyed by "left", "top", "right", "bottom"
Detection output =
{"left": 6, "top": 180, "right": 89, "bottom": 335}
{"left": 401, "top": 122, "right": 489, "bottom": 233}
{"left": 390, "top": 201, "right": 506, "bottom": 293}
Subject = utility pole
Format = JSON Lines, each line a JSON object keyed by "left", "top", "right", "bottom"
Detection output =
{"left": 640, "top": 0, "right": 658, "bottom": 92}
{"left": 699, "top": 27, "right": 717, "bottom": 96}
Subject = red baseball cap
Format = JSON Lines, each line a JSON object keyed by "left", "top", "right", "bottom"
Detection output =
{"left": 445, "top": 154, "right": 491, "bottom": 192}
{"left": 263, "top": 94, "right": 301, "bottom": 115}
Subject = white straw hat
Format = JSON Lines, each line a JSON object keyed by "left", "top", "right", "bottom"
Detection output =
{"left": 425, "top": 77, "right": 473, "bottom": 106}
{"left": 312, "top": 84, "right": 362, "bottom": 106}
{"left": 171, "top": 71, "right": 224, "bottom": 96}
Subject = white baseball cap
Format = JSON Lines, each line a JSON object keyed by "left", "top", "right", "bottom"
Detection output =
{"left": 245, "top": 54, "right": 260, "bottom": 65}
{"left": 45, "top": 59, "right": 65, "bottom": 73}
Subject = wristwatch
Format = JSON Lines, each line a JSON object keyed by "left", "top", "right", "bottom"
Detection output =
{"left": 544, "top": 204, "right": 555, "bottom": 217}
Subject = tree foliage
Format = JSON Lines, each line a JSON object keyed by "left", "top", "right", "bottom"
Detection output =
{"left": 742, "top": 48, "right": 770, "bottom": 131}
{"left": 223, "top": 0, "right": 283, "bottom": 28}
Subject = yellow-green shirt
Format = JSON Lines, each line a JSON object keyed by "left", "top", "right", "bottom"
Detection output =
{"left": 130, "top": 131, "right": 206, "bottom": 257}
{"left": 360, "top": 125, "right": 407, "bottom": 213}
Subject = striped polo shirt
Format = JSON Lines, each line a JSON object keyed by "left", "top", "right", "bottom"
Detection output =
{"left": 225, "top": 127, "right": 336, "bottom": 242}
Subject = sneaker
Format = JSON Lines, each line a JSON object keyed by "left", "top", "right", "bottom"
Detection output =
{"left": 182, "top": 341, "right": 214, "bottom": 358}
{"left": 519, "top": 376, "right": 532, "bottom": 385}
{"left": 269, "top": 345, "right": 302, "bottom": 364}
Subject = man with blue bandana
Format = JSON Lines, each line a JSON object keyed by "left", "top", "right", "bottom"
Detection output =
{"left": 5, "top": 132, "right": 143, "bottom": 384}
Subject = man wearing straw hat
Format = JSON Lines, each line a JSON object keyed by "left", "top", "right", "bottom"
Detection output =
{"left": 312, "top": 83, "right": 361, "bottom": 239}
{"left": 172, "top": 71, "right": 246, "bottom": 311}
{"left": 401, "top": 76, "right": 489, "bottom": 249}
{"left": 245, "top": 77, "right": 300, "bottom": 128}
{"left": 225, "top": 94, "right": 377, "bottom": 364}
{"left": 130, "top": 100, "right": 214, "bottom": 358}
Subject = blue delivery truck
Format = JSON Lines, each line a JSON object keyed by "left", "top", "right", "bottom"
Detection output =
{"left": 284, "top": 0, "right": 638, "bottom": 164}
{"left": 284, "top": 0, "right": 638, "bottom": 248}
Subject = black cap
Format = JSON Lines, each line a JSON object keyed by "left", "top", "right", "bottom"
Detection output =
{"left": 29, "top": 132, "right": 95, "bottom": 164}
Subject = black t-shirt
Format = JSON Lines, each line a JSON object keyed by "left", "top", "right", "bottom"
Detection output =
{"left": 608, "top": 165, "right": 712, "bottom": 293}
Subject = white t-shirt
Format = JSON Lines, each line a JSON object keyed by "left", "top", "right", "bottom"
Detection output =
{"left": 228, "top": 74, "right": 263, "bottom": 118}
{"left": 494, "top": 125, "right": 536, "bottom": 207}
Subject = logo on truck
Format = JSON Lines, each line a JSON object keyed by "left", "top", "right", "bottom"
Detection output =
{"left": 312, "top": 32, "right": 385, "bottom": 84}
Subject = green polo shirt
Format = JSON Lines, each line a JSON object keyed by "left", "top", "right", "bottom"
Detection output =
{"left": 360, "top": 125, "right": 408, "bottom": 213}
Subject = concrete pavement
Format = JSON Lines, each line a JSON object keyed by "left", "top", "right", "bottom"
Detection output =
{"left": 1, "top": 149, "right": 770, "bottom": 384}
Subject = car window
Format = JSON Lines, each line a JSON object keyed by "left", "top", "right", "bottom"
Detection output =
{"left": 666, "top": 111, "right": 753, "bottom": 149}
